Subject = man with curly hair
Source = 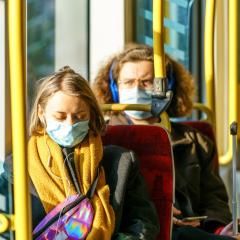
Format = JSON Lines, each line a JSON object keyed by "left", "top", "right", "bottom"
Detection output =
{"left": 92, "top": 44, "right": 238, "bottom": 240}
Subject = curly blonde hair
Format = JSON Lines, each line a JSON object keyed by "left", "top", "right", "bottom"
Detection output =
{"left": 93, "top": 44, "right": 194, "bottom": 117}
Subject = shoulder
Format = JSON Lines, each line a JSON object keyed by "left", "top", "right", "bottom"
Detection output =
{"left": 28, "top": 135, "right": 38, "bottom": 150}
{"left": 101, "top": 145, "right": 140, "bottom": 194}
{"left": 107, "top": 112, "right": 130, "bottom": 125}
{"left": 171, "top": 121, "right": 203, "bottom": 136}
{"left": 102, "top": 145, "right": 138, "bottom": 171}
{"left": 171, "top": 122, "right": 215, "bottom": 162}
{"left": 172, "top": 122, "right": 213, "bottom": 146}
{"left": 0, "top": 154, "right": 13, "bottom": 184}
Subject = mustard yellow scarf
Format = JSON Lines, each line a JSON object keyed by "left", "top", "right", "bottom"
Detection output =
{"left": 28, "top": 132, "right": 115, "bottom": 240}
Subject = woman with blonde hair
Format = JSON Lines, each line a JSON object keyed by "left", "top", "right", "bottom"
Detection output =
{"left": 0, "top": 66, "right": 159, "bottom": 239}
{"left": 93, "top": 45, "right": 239, "bottom": 240}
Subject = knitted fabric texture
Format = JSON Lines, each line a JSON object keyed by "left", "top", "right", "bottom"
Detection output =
{"left": 28, "top": 132, "right": 115, "bottom": 240}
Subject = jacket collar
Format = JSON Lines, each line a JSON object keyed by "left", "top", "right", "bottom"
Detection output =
{"left": 170, "top": 122, "right": 195, "bottom": 148}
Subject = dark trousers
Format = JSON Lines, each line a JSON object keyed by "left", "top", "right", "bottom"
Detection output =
{"left": 172, "top": 227, "right": 235, "bottom": 240}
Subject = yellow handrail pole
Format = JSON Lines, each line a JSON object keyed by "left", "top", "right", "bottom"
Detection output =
{"left": 193, "top": 102, "right": 214, "bottom": 124}
{"left": 101, "top": 103, "right": 151, "bottom": 112}
{"left": 152, "top": 2, "right": 172, "bottom": 237}
{"left": 153, "top": 0, "right": 165, "bottom": 78}
{"left": 101, "top": 104, "right": 171, "bottom": 132}
{"left": 204, "top": 0, "right": 215, "bottom": 114}
{"left": 219, "top": 0, "right": 238, "bottom": 165}
{"left": 0, "top": 214, "right": 10, "bottom": 233}
{"left": 101, "top": 102, "right": 213, "bottom": 130}
{"left": 8, "top": 0, "right": 31, "bottom": 239}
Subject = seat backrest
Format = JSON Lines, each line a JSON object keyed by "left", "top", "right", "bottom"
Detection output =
{"left": 181, "top": 121, "right": 219, "bottom": 171}
{"left": 102, "top": 125, "right": 174, "bottom": 240}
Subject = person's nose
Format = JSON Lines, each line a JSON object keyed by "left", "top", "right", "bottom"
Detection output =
{"left": 65, "top": 115, "right": 76, "bottom": 125}
{"left": 135, "top": 79, "right": 141, "bottom": 88}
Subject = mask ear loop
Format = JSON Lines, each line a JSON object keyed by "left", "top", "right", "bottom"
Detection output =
{"left": 109, "top": 62, "right": 119, "bottom": 103}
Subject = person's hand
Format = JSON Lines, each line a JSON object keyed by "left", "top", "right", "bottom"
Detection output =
{"left": 219, "top": 221, "right": 240, "bottom": 239}
{"left": 172, "top": 206, "right": 200, "bottom": 227}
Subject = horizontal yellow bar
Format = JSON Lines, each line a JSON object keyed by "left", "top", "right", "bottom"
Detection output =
{"left": 101, "top": 103, "right": 171, "bottom": 132}
{"left": 101, "top": 103, "right": 151, "bottom": 112}
{"left": 193, "top": 103, "right": 214, "bottom": 125}
{"left": 0, "top": 214, "right": 10, "bottom": 233}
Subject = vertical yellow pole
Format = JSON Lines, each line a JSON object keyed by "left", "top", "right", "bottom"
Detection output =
{"left": 219, "top": 0, "right": 238, "bottom": 165}
{"left": 153, "top": 0, "right": 165, "bottom": 78}
{"left": 228, "top": 0, "right": 238, "bottom": 126}
{"left": 8, "top": 0, "right": 31, "bottom": 239}
{"left": 204, "top": 0, "right": 215, "bottom": 113}
{"left": 153, "top": 2, "right": 173, "bottom": 238}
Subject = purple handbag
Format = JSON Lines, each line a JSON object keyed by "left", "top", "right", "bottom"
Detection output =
{"left": 33, "top": 195, "right": 94, "bottom": 240}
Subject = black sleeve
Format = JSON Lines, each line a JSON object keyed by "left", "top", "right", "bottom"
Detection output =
{"left": 196, "top": 133, "right": 232, "bottom": 232}
{"left": 113, "top": 151, "right": 160, "bottom": 240}
{"left": 0, "top": 173, "right": 13, "bottom": 239}
{"left": 0, "top": 171, "right": 45, "bottom": 231}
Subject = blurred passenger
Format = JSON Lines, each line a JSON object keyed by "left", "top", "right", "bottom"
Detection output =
{"left": 0, "top": 66, "right": 159, "bottom": 239}
{"left": 93, "top": 45, "right": 239, "bottom": 240}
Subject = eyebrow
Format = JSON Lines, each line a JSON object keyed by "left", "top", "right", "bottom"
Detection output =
{"left": 55, "top": 110, "right": 87, "bottom": 114}
{"left": 119, "top": 78, "right": 135, "bottom": 82}
{"left": 141, "top": 73, "right": 154, "bottom": 78}
{"left": 121, "top": 73, "right": 153, "bottom": 80}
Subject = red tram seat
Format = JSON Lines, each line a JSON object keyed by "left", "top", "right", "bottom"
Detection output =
{"left": 102, "top": 125, "right": 174, "bottom": 240}
{"left": 181, "top": 121, "right": 219, "bottom": 171}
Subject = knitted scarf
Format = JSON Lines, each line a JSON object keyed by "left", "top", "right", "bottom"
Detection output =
{"left": 28, "top": 132, "right": 115, "bottom": 240}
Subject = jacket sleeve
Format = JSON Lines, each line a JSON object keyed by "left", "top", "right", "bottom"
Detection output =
{"left": 196, "top": 132, "right": 232, "bottom": 232}
{"left": 0, "top": 172, "right": 12, "bottom": 239}
{"left": 113, "top": 151, "right": 160, "bottom": 240}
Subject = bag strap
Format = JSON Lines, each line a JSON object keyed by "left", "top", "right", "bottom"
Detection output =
{"left": 63, "top": 148, "right": 82, "bottom": 195}
{"left": 86, "top": 164, "right": 100, "bottom": 199}
{"left": 62, "top": 147, "right": 100, "bottom": 198}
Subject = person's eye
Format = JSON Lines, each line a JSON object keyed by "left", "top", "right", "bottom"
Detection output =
{"left": 125, "top": 80, "right": 135, "bottom": 86}
{"left": 75, "top": 113, "right": 88, "bottom": 121}
{"left": 55, "top": 117, "right": 65, "bottom": 121}
{"left": 53, "top": 114, "right": 65, "bottom": 121}
{"left": 142, "top": 80, "right": 153, "bottom": 86}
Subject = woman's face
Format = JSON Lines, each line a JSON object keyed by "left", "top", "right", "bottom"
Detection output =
{"left": 118, "top": 61, "right": 154, "bottom": 91}
{"left": 38, "top": 90, "right": 90, "bottom": 126}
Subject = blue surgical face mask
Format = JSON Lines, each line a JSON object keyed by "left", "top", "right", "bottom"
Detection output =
{"left": 46, "top": 119, "right": 89, "bottom": 147}
{"left": 119, "top": 87, "right": 153, "bottom": 119}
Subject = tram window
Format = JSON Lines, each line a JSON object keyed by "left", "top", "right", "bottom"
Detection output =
{"left": 134, "top": 0, "right": 204, "bottom": 105}
{"left": 27, "top": 0, "right": 89, "bottom": 110}
{"left": 27, "top": 0, "right": 55, "bottom": 108}
{"left": 135, "top": 0, "right": 189, "bottom": 67}
{"left": 0, "top": 1, "right": 89, "bottom": 238}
